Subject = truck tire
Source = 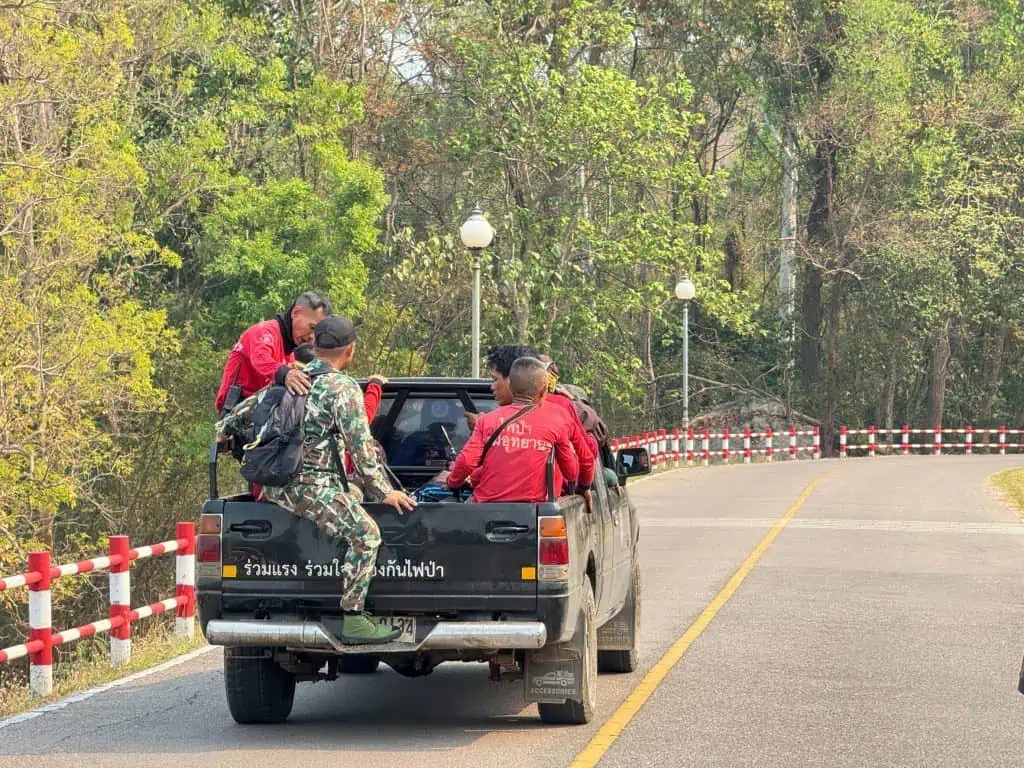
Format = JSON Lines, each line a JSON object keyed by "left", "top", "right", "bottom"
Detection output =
{"left": 538, "top": 580, "right": 597, "bottom": 725}
{"left": 598, "top": 559, "right": 640, "bottom": 674}
{"left": 224, "top": 646, "right": 296, "bottom": 724}
{"left": 337, "top": 655, "right": 380, "bottom": 674}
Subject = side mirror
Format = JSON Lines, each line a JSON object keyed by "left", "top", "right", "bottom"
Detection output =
{"left": 615, "top": 447, "right": 652, "bottom": 482}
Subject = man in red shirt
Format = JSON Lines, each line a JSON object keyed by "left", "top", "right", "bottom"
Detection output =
{"left": 443, "top": 356, "right": 595, "bottom": 502}
{"left": 215, "top": 291, "right": 333, "bottom": 413}
{"left": 471, "top": 346, "right": 595, "bottom": 488}
{"left": 537, "top": 354, "right": 600, "bottom": 460}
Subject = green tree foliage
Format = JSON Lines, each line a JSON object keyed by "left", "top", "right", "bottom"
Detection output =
{"left": 3, "top": 0, "right": 1024, "bottom": 680}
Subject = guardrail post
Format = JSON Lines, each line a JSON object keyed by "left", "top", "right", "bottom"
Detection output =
{"left": 109, "top": 535, "right": 131, "bottom": 666}
{"left": 766, "top": 427, "right": 774, "bottom": 462}
{"left": 743, "top": 428, "right": 751, "bottom": 464}
{"left": 722, "top": 428, "right": 731, "bottom": 463}
{"left": 671, "top": 428, "right": 680, "bottom": 457}
{"left": 1000, "top": 426, "right": 1007, "bottom": 455}
{"left": 934, "top": 425, "right": 942, "bottom": 456}
{"left": 176, "top": 522, "right": 196, "bottom": 639}
{"left": 902, "top": 424, "right": 910, "bottom": 455}
{"left": 965, "top": 425, "right": 973, "bottom": 455}
{"left": 28, "top": 551, "right": 53, "bottom": 696}
{"left": 839, "top": 426, "right": 847, "bottom": 458}
{"left": 701, "top": 429, "right": 710, "bottom": 466}
{"left": 868, "top": 426, "right": 876, "bottom": 457}
{"left": 789, "top": 426, "right": 797, "bottom": 459}
{"left": 658, "top": 428, "right": 667, "bottom": 457}
{"left": 686, "top": 428, "right": 694, "bottom": 465}
{"left": 812, "top": 426, "right": 821, "bottom": 460}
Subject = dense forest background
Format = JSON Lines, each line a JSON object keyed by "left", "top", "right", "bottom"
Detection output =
{"left": 2, "top": 0, "right": 1023, "bottom": 672}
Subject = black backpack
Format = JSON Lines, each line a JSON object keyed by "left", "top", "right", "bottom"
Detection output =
{"left": 239, "top": 369, "right": 348, "bottom": 489}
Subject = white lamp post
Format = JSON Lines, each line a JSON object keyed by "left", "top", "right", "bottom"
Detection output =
{"left": 675, "top": 277, "right": 696, "bottom": 428}
{"left": 459, "top": 205, "right": 495, "bottom": 377}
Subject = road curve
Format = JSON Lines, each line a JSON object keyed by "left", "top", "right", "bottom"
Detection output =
{"left": 2, "top": 456, "right": 1023, "bottom": 768}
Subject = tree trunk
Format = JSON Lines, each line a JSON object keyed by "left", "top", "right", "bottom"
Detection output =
{"left": 881, "top": 337, "right": 901, "bottom": 446}
{"left": 821, "top": 276, "right": 842, "bottom": 457}
{"left": 927, "top": 319, "right": 952, "bottom": 427}
{"left": 723, "top": 225, "right": 745, "bottom": 291}
{"left": 801, "top": 133, "right": 838, "bottom": 396}
{"left": 779, "top": 123, "right": 798, "bottom": 326}
{"left": 979, "top": 319, "right": 1008, "bottom": 423}
{"left": 800, "top": 264, "right": 823, "bottom": 388}
{"left": 643, "top": 309, "right": 657, "bottom": 429}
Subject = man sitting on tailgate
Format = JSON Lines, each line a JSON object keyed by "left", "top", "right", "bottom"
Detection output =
{"left": 439, "top": 357, "right": 595, "bottom": 502}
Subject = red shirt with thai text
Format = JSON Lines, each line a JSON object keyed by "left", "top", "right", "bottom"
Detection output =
{"left": 447, "top": 400, "right": 593, "bottom": 503}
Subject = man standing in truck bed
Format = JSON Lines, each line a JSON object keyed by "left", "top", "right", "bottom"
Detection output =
{"left": 216, "top": 316, "right": 416, "bottom": 645}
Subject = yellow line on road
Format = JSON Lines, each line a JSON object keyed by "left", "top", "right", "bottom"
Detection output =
{"left": 570, "top": 476, "right": 824, "bottom": 768}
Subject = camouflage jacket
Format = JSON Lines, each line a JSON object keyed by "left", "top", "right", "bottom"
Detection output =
{"left": 215, "top": 359, "right": 392, "bottom": 499}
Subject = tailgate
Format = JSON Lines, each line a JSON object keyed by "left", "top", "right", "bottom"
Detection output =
{"left": 220, "top": 501, "right": 538, "bottom": 614}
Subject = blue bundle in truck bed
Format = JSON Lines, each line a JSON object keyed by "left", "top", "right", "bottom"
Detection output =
{"left": 197, "top": 377, "right": 651, "bottom": 725}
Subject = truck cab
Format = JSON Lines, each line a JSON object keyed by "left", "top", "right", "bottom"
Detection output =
{"left": 197, "top": 377, "right": 650, "bottom": 725}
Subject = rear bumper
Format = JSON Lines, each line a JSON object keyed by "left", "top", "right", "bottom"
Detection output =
{"left": 204, "top": 618, "right": 547, "bottom": 653}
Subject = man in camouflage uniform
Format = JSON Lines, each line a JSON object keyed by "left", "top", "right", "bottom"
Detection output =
{"left": 216, "top": 316, "right": 417, "bottom": 644}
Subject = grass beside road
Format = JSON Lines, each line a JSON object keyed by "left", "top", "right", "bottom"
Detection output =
{"left": 991, "top": 468, "right": 1024, "bottom": 519}
{"left": 0, "top": 625, "right": 206, "bottom": 719}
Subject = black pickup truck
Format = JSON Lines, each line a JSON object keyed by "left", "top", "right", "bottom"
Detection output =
{"left": 196, "top": 378, "right": 650, "bottom": 725}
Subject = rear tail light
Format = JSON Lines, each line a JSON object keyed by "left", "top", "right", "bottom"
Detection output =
{"left": 199, "top": 514, "right": 222, "bottom": 534}
{"left": 197, "top": 513, "right": 222, "bottom": 580}
{"left": 538, "top": 515, "right": 569, "bottom": 581}
{"left": 539, "top": 517, "right": 567, "bottom": 538}
{"left": 539, "top": 539, "right": 569, "bottom": 565}
{"left": 197, "top": 535, "right": 221, "bottom": 563}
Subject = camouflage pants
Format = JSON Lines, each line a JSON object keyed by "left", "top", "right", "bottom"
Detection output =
{"left": 263, "top": 481, "right": 381, "bottom": 611}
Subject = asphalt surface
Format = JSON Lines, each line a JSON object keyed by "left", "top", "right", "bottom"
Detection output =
{"left": 2, "top": 456, "right": 1023, "bottom": 767}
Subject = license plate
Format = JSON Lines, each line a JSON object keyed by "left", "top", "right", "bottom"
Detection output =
{"left": 376, "top": 616, "right": 416, "bottom": 643}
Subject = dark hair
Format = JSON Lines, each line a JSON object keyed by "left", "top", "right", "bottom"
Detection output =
{"left": 486, "top": 344, "right": 539, "bottom": 378}
{"left": 292, "top": 290, "right": 333, "bottom": 316}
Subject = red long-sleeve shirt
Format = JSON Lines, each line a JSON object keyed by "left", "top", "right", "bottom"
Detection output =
{"left": 447, "top": 401, "right": 593, "bottom": 503}
{"left": 344, "top": 381, "right": 383, "bottom": 475}
{"left": 215, "top": 319, "right": 293, "bottom": 413}
{"left": 546, "top": 391, "right": 598, "bottom": 489}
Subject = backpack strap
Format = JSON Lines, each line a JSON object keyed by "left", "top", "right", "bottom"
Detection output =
{"left": 477, "top": 404, "right": 537, "bottom": 468}
{"left": 327, "top": 434, "right": 351, "bottom": 493}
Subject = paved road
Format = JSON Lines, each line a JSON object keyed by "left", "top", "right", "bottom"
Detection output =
{"left": 3, "top": 457, "right": 1023, "bottom": 767}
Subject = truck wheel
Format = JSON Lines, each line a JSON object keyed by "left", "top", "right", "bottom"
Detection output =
{"left": 598, "top": 559, "right": 640, "bottom": 674}
{"left": 224, "top": 646, "right": 296, "bottom": 724}
{"left": 538, "top": 580, "right": 597, "bottom": 725}
{"left": 337, "top": 655, "right": 380, "bottom": 674}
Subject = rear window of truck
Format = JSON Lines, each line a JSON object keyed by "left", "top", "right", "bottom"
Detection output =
{"left": 371, "top": 392, "right": 497, "bottom": 467}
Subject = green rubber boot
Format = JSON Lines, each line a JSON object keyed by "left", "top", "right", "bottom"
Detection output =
{"left": 341, "top": 613, "right": 401, "bottom": 645}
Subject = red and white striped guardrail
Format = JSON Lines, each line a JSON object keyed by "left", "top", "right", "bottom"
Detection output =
{"left": 0, "top": 522, "right": 196, "bottom": 696}
{"left": 609, "top": 424, "right": 1024, "bottom": 468}
{"left": 610, "top": 426, "right": 821, "bottom": 469}
{"left": 839, "top": 425, "right": 1023, "bottom": 457}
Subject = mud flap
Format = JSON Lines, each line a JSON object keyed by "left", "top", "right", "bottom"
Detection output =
{"left": 597, "top": 584, "right": 637, "bottom": 651}
{"left": 524, "top": 616, "right": 586, "bottom": 704}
